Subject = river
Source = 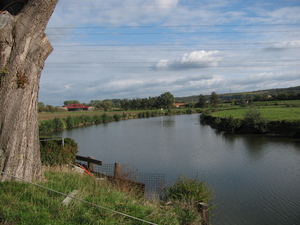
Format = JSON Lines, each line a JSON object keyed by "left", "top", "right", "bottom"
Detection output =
{"left": 52, "top": 113, "right": 300, "bottom": 225}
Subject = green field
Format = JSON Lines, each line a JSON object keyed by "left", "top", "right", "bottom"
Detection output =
{"left": 212, "top": 107, "right": 300, "bottom": 121}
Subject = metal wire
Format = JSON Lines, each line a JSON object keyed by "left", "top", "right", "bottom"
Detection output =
{"left": 0, "top": 171, "right": 158, "bottom": 225}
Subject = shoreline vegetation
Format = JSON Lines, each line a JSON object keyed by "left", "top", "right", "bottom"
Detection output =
{"left": 200, "top": 106, "right": 300, "bottom": 138}
{"left": 38, "top": 109, "right": 198, "bottom": 134}
{"left": 0, "top": 167, "right": 214, "bottom": 224}
{"left": 38, "top": 99, "right": 300, "bottom": 138}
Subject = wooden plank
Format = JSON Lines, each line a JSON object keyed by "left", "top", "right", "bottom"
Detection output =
{"left": 76, "top": 155, "right": 102, "bottom": 166}
{"left": 62, "top": 190, "right": 79, "bottom": 206}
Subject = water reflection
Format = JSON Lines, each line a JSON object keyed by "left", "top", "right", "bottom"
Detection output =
{"left": 52, "top": 114, "right": 300, "bottom": 225}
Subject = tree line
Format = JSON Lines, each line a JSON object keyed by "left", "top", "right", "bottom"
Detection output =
{"left": 39, "top": 109, "right": 195, "bottom": 134}
{"left": 38, "top": 92, "right": 176, "bottom": 112}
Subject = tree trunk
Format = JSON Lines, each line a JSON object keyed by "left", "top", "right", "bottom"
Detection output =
{"left": 0, "top": 0, "right": 59, "bottom": 182}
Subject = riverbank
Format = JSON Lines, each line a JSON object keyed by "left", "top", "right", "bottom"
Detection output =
{"left": 200, "top": 107, "right": 300, "bottom": 138}
{"left": 0, "top": 167, "right": 212, "bottom": 225}
{"left": 38, "top": 109, "right": 201, "bottom": 134}
{"left": 38, "top": 108, "right": 200, "bottom": 121}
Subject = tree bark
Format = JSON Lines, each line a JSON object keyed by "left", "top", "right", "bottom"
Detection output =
{"left": 0, "top": 0, "right": 59, "bottom": 181}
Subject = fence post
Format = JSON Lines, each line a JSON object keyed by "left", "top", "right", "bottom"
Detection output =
{"left": 198, "top": 202, "right": 209, "bottom": 225}
{"left": 114, "top": 163, "right": 121, "bottom": 178}
{"left": 87, "top": 156, "right": 95, "bottom": 172}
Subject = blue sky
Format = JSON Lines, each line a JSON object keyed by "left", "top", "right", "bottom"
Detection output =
{"left": 41, "top": 0, "right": 300, "bottom": 106}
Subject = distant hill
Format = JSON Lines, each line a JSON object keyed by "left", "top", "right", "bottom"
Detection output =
{"left": 175, "top": 86, "right": 300, "bottom": 102}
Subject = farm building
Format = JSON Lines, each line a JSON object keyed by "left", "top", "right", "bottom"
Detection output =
{"left": 62, "top": 103, "right": 89, "bottom": 111}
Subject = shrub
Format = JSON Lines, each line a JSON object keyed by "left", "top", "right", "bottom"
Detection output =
{"left": 102, "top": 113, "right": 109, "bottom": 122}
{"left": 243, "top": 107, "right": 268, "bottom": 133}
{"left": 185, "top": 109, "right": 192, "bottom": 114}
{"left": 164, "top": 175, "right": 214, "bottom": 204}
{"left": 165, "top": 109, "right": 172, "bottom": 116}
{"left": 200, "top": 109, "right": 212, "bottom": 121}
{"left": 40, "top": 137, "right": 78, "bottom": 166}
{"left": 53, "top": 117, "right": 65, "bottom": 130}
{"left": 146, "top": 111, "right": 151, "bottom": 118}
{"left": 65, "top": 115, "right": 74, "bottom": 128}
{"left": 214, "top": 117, "right": 221, "bottom": 124}
{"left": 162, "top": 175, "right": 214, "bottom": 224}
{"left": 39, "top": 120, "right": 54, "bottom": 134}
{"left": 93, "top": 114, "right": 103, "bottom": 123}
{"left": 82, "top": 115, "right": 93, "bottom": 125}
{"left": 113, "top": 113, "right": 121, "bottom": 121}
{"left": 223, "top": 115, "right": 241, "bottom": 131}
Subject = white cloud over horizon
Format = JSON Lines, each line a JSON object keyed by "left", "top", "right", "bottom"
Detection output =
{"left": 40, "top": 0, "right": 300, "bottom": 106}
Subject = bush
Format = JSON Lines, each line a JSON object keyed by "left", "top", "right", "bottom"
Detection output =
{"left": 162, "top": 175, "right": 214, "bottom": 224}
{"left": 200, "top": 109, "right": 212, "bottom": 121}
{"left": 223, "top": 115, "right": 241, "bottom": 131}
{"left": 39, "top": 120, "right": 54, "bottom": 134}
{"left": 165, "top": 109, "right": 172, "bottom": 116}
{"left": 185, "top": 109, "right": 192, "bottom": 114}
{"left": 93, "top": 114, "right": 103, "bottom": 123}
{"left": 102, "top": 113, "right": 113, "bottom": 122}
{"left": 164, "top": 175, "right": 213, "bottom": 204}
{"left": 113, "top": 113, "right": 121, "bottom": 121}
{"left": 65, "top": 115, "right": 74, "bottom": 128}
{"left": 243, "top": 108, "right": 268, "bottom": 133}
{"left": 53, "top": 117, "right": 65, "bottom": 130}
{"left": 40, "top": 137, "right": 78, "bottom": 166}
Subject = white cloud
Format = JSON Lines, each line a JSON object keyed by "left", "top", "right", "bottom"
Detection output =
{"left": 264, "top": 40, "right": 300, "bottom": 51}
{"left": 39, "top": 0, "right": 300, "bottom": 105}
{"left": 155, "top": 50, "right": 223, "bottom": 70}
{"left": 155, "top": 0, "right": 178, "bottom": 9}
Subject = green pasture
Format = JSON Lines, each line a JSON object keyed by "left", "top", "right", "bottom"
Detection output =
{"left": 212, "top": 107, "right": 300, "bottom": 121}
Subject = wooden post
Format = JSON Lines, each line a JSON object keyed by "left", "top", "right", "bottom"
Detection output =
{"left": 198, "top": 202, "right": 209, "bottom": 225}
{"left": 114, "top": 163, "right": 121, "bottom": 179}
{"left": 87, "top": 156, "right": 95, "bottom": 172}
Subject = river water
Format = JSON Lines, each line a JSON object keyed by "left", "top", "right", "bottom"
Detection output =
{"left": 52, "top": 113, "right": 300, "bottom": 225}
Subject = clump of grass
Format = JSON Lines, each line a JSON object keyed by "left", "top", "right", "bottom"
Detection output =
{"left": 0, "top": 169, "right": 213, "bottom": 224}
{"left": 162, "top": 175, "right": 214, "bottom": 224}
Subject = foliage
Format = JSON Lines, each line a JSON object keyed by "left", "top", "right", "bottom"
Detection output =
{"left": 65, "top": 115, "right": 74, "bottom": 128}
{"left": 197, "top": 94, "right": 207, "bottom": 108}
{"left": 40, "top": 138, "right": 78, "bottom": 166}
{"left": 164, "top": 175, "right": 214, "bottom": 204}
{"left": 158, "top": 92, "right": 175, "bottom": 109}
{"left": 162, "top": 175, "right": 214, "bottom": 224}
{"left": 185, "top": 109, "right": 192, "bottom": 114}
{"left": 63, "top": 100, "right": 80, "bottom": 106}
{"left": 39, "top": 120, "right": 54, "bottom": 133}
{"left": 0, "top": 170, "right": 208, "bottom": 225}
{"left": 222, "top": 115, "right": 242, "bottom": 131}
{"left": 291, "top": 120, "right": 300, "bottom": 137}
{"left": 243, "top": 108, "right": 268, "bottom": 133}
{"left": 210, "top": 91, "right": 220, "bottom": 108}
{"left": 119, "top": 92, "right": 176, "bottom": 110}
{"left": 53, "top": 117, "right": 65, "bottom": 130}
{"left": 113, "top": 113, "right": 121, "bottom": 121}
{"left": 200, "top": 109, "right": 212, "bottom": 121}
{"left": 38, "top": 102, "right": 66, "bottom": 113}
{"left": 102, "top": 100, "right": 113, "bottom": 111}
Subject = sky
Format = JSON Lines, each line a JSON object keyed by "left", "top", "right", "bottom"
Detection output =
{"left": 41, "top": 0, "right": 300, "bottom": 106}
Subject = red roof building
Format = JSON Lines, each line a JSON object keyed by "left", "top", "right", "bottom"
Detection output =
{"left": 63, "top": 103, "right": 89, "bottom": 111}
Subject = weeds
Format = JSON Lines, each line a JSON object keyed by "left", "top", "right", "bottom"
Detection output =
{"left": 0, "top": 169, "right": 213, "bottom": 224}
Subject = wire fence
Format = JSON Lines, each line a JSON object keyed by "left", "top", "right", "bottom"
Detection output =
{"left": 0, "top": 171, "right": 158, "bottom": 225}
{"left": 76, "top": 159, "right": 166, "bottom": 199}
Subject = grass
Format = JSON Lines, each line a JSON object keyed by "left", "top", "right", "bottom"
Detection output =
{"left": 38, "top": 109, "right": 201, "bottom": 122}
{"left": 211, "top": 107, "right": 300, "bottom": 121}
{"left": 0, "top": 168, "right": 208, "bottom": 225}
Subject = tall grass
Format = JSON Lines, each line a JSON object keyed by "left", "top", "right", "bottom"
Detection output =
{"left": 212, "top": 107, "right": 300, "bottom": 121}
{"left": 0, "top": 169, "right": 212, "bottom": 224}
